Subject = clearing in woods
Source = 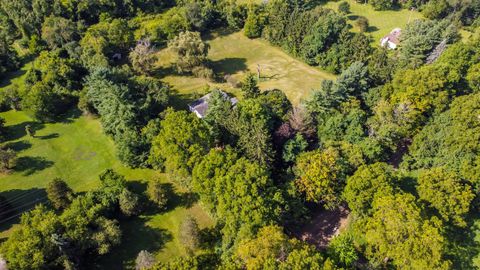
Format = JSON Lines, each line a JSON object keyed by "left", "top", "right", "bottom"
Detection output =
{"left": 322, "top": 0, "right": 423, "bottom": 43}
{"left": 156, "top": 30, "right": 336, "bottom": 105}
{"left": 0, "top": 109, "right": 213, "bottom": 269}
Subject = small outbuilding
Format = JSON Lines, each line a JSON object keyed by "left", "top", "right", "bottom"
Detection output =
{"left": 380, "top": 28, "right": 402, "bottom": 49}
{"left": 0, "top": 257, "right": 7, "bottom": 270}
{"left": 188, "top": 90, "right": 238, "bottom": 118}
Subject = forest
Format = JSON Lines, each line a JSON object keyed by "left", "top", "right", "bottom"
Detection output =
{"left": 0, "top": 0, "right": 479, "bottom": 269}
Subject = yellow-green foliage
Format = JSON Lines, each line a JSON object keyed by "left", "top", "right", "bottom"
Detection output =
{"left": 295, "top": 147, "right": 345, "bottom": 209}
{"left": 133, "top": 7, "right": 189, "bottom": 43}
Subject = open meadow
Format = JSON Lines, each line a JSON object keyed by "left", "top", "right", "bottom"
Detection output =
{"left": 322, "top": 0, "right": 423, "bottom": 43}
{"left": 0, "top": 109, "right": 213, "bottom": 268}
{"left": 157, "top": 30, "right": 336, "bottom": 105}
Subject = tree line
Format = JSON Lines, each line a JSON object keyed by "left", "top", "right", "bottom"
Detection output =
{"left": 0, "top": 0, "right": 479, "bottom": 269}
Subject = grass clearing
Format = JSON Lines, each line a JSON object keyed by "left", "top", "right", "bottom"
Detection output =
{"left": 156, "top": 30, "right": 336, "bottom": 105}
{"left": 322, "top": 0, "right": 423, "bottom": 43}
{"left": 0, "top": 110, "right": 213, "bottom": 268}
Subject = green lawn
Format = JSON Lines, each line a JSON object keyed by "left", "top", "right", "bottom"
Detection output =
{"left": 0, "top": 110, "right": 213, "bottom": 268}
{"left": 157, "top": 30, "right": 336, "bottom": 105}
{"left": 322, "top": 0, "right": 423, "bottom": 43}
{"left": 244, "top": 0, "right": 423, "bottom": 46}
{"left": 0, "top": 61, "right": 32, "bottom": 91}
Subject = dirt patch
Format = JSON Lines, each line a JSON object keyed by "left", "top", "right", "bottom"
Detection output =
{"left": 72, "top": 147, "right": 97, "bottom": 161}
{"left": 293, "top": 205, "right": 350, "bottom": 249}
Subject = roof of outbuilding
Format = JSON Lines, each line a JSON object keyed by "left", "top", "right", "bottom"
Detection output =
{"left": 382, "top": 28, "right": 402, "bottom": 45}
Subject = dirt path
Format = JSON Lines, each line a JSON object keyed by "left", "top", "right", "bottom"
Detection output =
{"left": 293, "top": 205, "right": 350, "bottom": 249}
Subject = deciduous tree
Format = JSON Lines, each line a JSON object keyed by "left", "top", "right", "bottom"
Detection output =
{"left": 362, "top": 193, "right": 450, "bottom": 269}
{"left": 119, "top": 189, "right": 141, "bottom": 216}
{"left": 168, "top": 31, "right": 209, "bottom": 74}
{"left": 46, "top": 178, "right": 74, "bottom": 210}
{"left": 149, "top": 108, "right": 213, "bottom": 186}
{"left": 417, "top": 167, "right": 474, "bottom": 227}
{"left": 180, "top": 215, "right": 200, "bottom": 253}
{"left": 147, "top": 180, "right": 169, "bottom": 209}
{"left": 136, "top": 250, "right": 156, "bottom": 270}
{"left": 295, "top": 147, "right": 346, "bottom": 209}
{"left": 344, "top": 163, "right": 396, "bottom": 216}
{"left": 129, "top": 39, "right": 158, "bottom": 75}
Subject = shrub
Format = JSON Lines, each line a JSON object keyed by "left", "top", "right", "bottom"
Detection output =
{"left": 0, "top": 148, "right": 17, "bottom": 173}
{"left": 119, "top": 189, "right": 141, "bottom": 216}
{"left": 244, "top": 6, "right": 266, "bottom": 38}
{"left": 369, "top": 0, "right": 395, "bottom": 10}
{"left": 135, "top": 250, "right": 156, "bottom": 270}
{"left": 147, "top": 180, "right": 169, "bottom": 209}
{"left": 356, "top": 16, "right": 369, "bottom": 32}
{"left": 192, "top": 66, "right": 215, "bottom": 81}
{"left": 46, "top": 178, "right": 74, "bottom": 210}
{"left": 179, "top": 215, "right": 200, "bottom": 253}
{"left": 338, "top": 2, "right": 350, "bottom": 14}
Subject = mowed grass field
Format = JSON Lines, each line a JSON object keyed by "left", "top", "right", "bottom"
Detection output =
{"left": 244, "top": 0, "right": 423, "bottom": 46}
{"left": 157, "top": 30, "right": 336, "bottom": 105}
{"left": 0, "top": 108, "right": 213, "bottom": 268}
{"left": 322, "top": 0, "right": 423, "bottom": 43}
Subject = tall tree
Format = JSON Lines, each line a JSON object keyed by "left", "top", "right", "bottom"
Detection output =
{"left": 41, "top": 16, "right": 79, "bottom": 49}
{"left": 179, "top": 215, "right": 200, "bottom": 253}
{"left": 417, "top": 167, "right": 474, "bottom": 227}
{"left": 0, "top": 205, "right": 62, "bottom": 269}
{"left": 193, "top": 147, "right": 283, "bottom": 249}
{"left": 234, "top": 225, "right": 325, "bottom": 270}
{"left": 46, "top": 178, "right": 74, "bottom": 210}
{"left": 129, "top": 39, "right": 158, "bottom": 75}
{"left": 295, "top": 147, "right": 346, "bottom": 209}
{"left": 403, "top": 92, "right": 480, "bottom": 187}
{"left": 226, "top": 98, "right": 275, "bottom": 166}
{"left": 344, "top": 163, "right": 396, "bottom": 216}
{"left": 168, "top": 31, "right": 209, "bottom": 73}
{"left": 241, "top": 72, "right": 260, "bottom": 99}
{"left": 361, "top": 193, "right": 450, "bottom": 269}
{"left": 149, "top": 108, "right": 212, "bottom": 186}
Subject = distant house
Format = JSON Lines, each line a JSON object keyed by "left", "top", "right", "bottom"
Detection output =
{"left": 380, "top": 28, "right": 402, "bottom": 49}
{"left": 189, "top": 90, "right": 238, "bottom": 118}
{"left": 0, "top": 257, "right": 7, "bottom": 270}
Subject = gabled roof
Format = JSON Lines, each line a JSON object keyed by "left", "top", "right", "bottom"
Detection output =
{"left": 382, "top": 28, "right": 402, "bottom": 45}
{"left": 188, "top": 90, "right": 237, "bottom": 118}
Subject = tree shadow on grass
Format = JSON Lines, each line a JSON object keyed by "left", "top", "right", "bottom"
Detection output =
{"left": 14, "top": 156, "right": 54, "bottom": 176}
{"left": 367, "top": 26, "right": 379, "bottom": 33}
{"left": 0, "top": 69, "right": 27, "bottom": 88}
{"left": 3, "top": 140, "right": 31, "bottom": 152}
{"left": 56, "top": 109, "right": 82, "bottom": 124}
{"left": 199, "top": 225, "right": 222, "bottom": 250}
{"left": 211, "top": 58, "right": 247, "bottom": 77}
{"left": 347, "top": 15, "right": 359, "bottom": 20}
{"left": 6, "top": 121, "right": 45, "bottom": 141}
{"left": 152, "top": 65, "right": 176, "bottom": 79}
{"left": 203, "top": 28, "right": 236, "bottom": 41}
{"left": 168, "top": 89, "right": 203, "bottom": 111}
{"left": 0, "top": 188, "right": 48, "bottom": 234}
{"left": 90, "top": 217, "right": 173, "bottom": 270}
{"left": 36, "top": 133, "right": 59, "bottom": 140}
{"left": 162, "top": 183, "right": 199, "bottom": 210}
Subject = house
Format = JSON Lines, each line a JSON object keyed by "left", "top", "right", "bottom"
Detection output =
{"left": 188, "top": 90, "right": 238, "bottom": 118}
{"left": 0, "top": 257, "right": 7, "bottom": 270}
{"left": 380, "top": 28, "right": 402, "bottom": 49}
